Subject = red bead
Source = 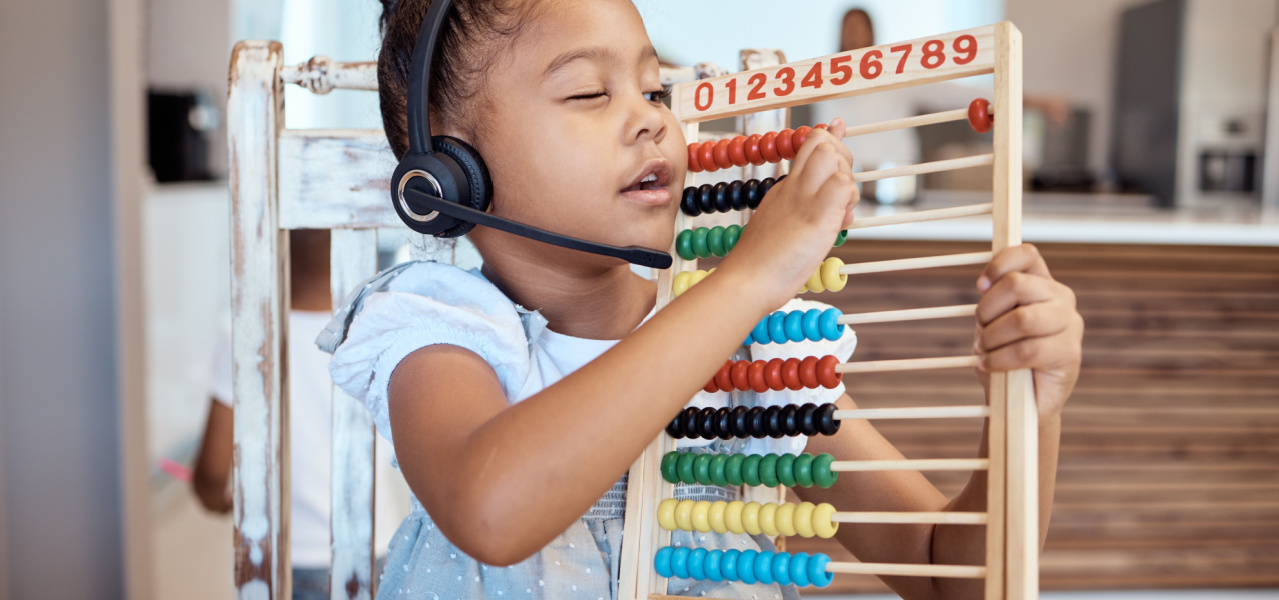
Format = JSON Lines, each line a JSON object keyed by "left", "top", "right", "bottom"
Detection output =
{"left": 730, "top": 360, "right": 751, "bottom": 391}
{"left": 749, "top": 360, "right": 769, "bottom": 393}
{"left": 728, "top": 136, "right": 748, "bottom": 167}
{"left": 814, "top": 123, "right": 829, "bottom": 131}
{"left": 793, "top": 126, "right": 812, "bottom": 149}
{"left": 799, "top": 356, "right": 819, "bottom": 388}
{"left": 687, "top": 143, "right": 702, "bottom": 173}
{"left": 713, "top": 138, "right": 732, "bottom": 170}
{"left": 714, "top": 360, "right": 733, "bottom": 392}
{"left": 760, "top": 132, "right": 780, "bottom": 163}
{"left": 817, "top": 355, "right": 841, "bottom": 389}
{"left": 782, "top": 358, "right": 802, "bottom": 391}
{"left": 764, "top": 358, "right": 784, "bottom": 390}
{"left": 744, "top": 134, "right": 764, "bottom": 166}
{"left": 968, "top": 98, "right": 993, "bottom": 134}
{"left": 699, "top": 142, "right": 718, "bottom": 173}
{"left": 777, "top": 128, "right": 796, "bottom": 160}
{"left": 703, "top": 379, "right": 719, "bottom": 394}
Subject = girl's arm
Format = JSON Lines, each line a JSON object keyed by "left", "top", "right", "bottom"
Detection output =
{"left": 192, "top": 398, "right": 234, "bottom": 514}
{"left": 797, "top": 244, "right": 1081, "bottom": 600}
{"left": 388, "top": 126, "right": 860, "bottom": 566}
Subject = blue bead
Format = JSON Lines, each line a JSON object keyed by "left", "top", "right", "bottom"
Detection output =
{"left": 789, "top": 552, "right": 811, "bottom": 587}
{"left": 743, "top": 332, "right": 754, "bottom": 346}
{"left": 802, "top": 309, "right": 823, "bottom": 341}
{"left": 783, "top": 310, "right": 804, "bottom": 342}
{"left": 771, "top": 552, "right": 792, "bottom": 586}
{"left": 721, "top": 549, "right": 740, "bottom": 582}
{"left": 819, "top": 308, "right": 844, "bottom": 341}
{"left": 751, "top": 317, "right": 770, "bottom": 345}
{"left": 654, "top": 547, "right": 674, "bottom": 578}
{"left": 737, "top": 550, "right": 758, "bottom": 585}
{"left": 671, "top": 546, "right": 691, "bottom": 579}
{"left": 704, "top": 549, "right": 724, "bottom": 582}
{"left": 688, "top": 547, "right": 708, "bottom": 581}
{"left": 808, "top": 553, "right": 834, "bottom": 588}
{"left": 754, "top": 550, "right": 775, "bottom": 585}
{"left": 767, "top": 312, "right": 787, "bottom": 344}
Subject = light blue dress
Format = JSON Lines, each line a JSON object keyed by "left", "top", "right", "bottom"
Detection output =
{"left": 322, "top": 261, "right": 857, "bottom": 600}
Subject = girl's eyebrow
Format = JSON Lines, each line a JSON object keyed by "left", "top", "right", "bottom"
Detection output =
{"left": 541, "top": 44, "right": 659, "bottom": 82}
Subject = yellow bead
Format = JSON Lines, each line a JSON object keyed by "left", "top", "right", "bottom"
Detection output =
{"left": 657, "top": 498, "right": 679, "bottom": 531}
{"left": 692, "top": 500, "right": 713, "bottom": 533}
{"left": 741, "top": 501, "right": 763, "bottom": 535}
{"left": 691, "top": 269, "right": 711, "bottom": 286}
{"left": 812, "top": 502, "right": 839, "bottom": 538}
{"left": 759, "top": 502, "right": 779, "bottom": 537}
{"left": 675, "top": 499, "right": 696, "bottom": 532}
{"left": 775, "top": 502, "right": 798, "bottom": 536}
{"left": 672, "top": 271, "right": 692, "bottom": 297}
{"left": 794, "top": 502, "right": 816, "bottom": 538}
{"left": 806, "top": 265, "right": 826, "bottom": 293}
{"left": 725, "top": 501, "right": 745, "bottom": 534}
{"left": 822, "top": 257, "right": 847, "bottom": 292}
{"left": 708, "top": 501, "right": 729, "bottom": 534}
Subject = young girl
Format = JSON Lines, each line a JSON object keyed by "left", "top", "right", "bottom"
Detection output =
{"left": 326, "top": 1, "right": 1084, "bottom": 598}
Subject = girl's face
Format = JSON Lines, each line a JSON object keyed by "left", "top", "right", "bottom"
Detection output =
{"left": 460, "top": 0, "right": 686, "bottom": 268}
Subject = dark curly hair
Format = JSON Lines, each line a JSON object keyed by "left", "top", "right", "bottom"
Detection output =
{"left": 376, "top": 0, "right": 538, "bottom": 160}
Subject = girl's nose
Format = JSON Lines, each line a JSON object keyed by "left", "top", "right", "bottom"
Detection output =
{"left": 625, "top": 93, "right": 668, "bottom": 146}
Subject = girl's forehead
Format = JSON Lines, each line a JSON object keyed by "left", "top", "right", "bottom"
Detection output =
{"left": 512, "top": 0, "right": 654, "bottom": 75}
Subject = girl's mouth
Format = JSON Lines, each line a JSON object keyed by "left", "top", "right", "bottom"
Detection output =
{"left": 621, "top": 159, "right": 674, "bottom": 206}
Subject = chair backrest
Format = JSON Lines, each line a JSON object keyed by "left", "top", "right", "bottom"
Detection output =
{"left": 226, "top": 41, "right": 728, "bottom": 599}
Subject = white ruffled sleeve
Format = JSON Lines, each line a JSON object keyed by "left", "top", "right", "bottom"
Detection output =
{"left": 327, "top": 262, "right": 530, "bottom": 448}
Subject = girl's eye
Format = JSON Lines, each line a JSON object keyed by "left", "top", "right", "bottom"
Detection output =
{"left": 569, "top": 90, "right": 607, "bottom": 101}
{"left": 645, "top": 84, "right": 673, "bottom": 104}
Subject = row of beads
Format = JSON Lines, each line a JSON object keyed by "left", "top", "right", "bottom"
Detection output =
{"left": 657, "top": 499, "right": 839, "bottom": 539}
{"left": 686, "top": 124, "right": 830, "bottom": 174}
{"left": 745, "top": 308, "right": 845, "bottom": 345}
{"left": 654, "top": 546, "right": 834, "bottom": 588}
{"left": 660, "top": 451, "right": 839, "bottom": 489}
{"left": 680, "top": 177, "right": 779, "bottom": 217}
{"left": 675, "top": 226, "right": 847, "bottom": 261}
{"left": 666, "top": 403, "right": 841, "bottom": 440}
{"left": 703, "top": 356, "right": 842, "bottom": 394}
{"left": 672, "top": 257, "right": 845, "bottom": 298}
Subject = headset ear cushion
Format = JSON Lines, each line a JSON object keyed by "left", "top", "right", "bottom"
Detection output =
{"left": 431, "top": 135, "right": 492, "bottom": 237}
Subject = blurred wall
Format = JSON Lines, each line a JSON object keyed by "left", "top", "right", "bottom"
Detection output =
{"left": 148, "top": 0, "right": 231, "bottom": 176}
{"left": 0, "top": 0, "right": 127, "bottom": 598}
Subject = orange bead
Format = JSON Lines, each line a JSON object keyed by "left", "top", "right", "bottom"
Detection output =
{"left": 799, "top": 356, "right": 819, "bottom": 388}
{"left": 776, "top": 128, "right": 795, "bottom": 160}
{"left": 699, "top": 142, "right": 718, "bottom": 173}
{"left": 687, "top": 143, "right": 702, "bottom": 173}
{"left": 968, "top": 98, "right": 992, "bottom": 134}
{"left": 749, "top": 360, "right": 769, "bottom": 393}
{"left": 714, "top": 360, "right": 733, "bottom": 392}
{"left": 817, "top": 355, "right": 841, "bottom": 389}
{"left": 760, "top": 132, "right": 780, "bottom": 163}
{"left": 728, "top": 136, "right": 748, "bottom": 167}
{"left": 793, "top": 126, "right": 812, "bottom": 149}
{"left": 703, "top": 379, "right": 719, "bottom": 394}
{"left": 764, "top": 358, "right": 784, "bottom": 390}
{"left": 730, "top": 360, "right": 751, "bottom": 391}
{"left": 744, "top": 134, "right": 764, "bottom": 165}
{"left": 814, "top": 123, "right": 829, "bottom": 131}
{"left": 782, "top": 358, "right": 802, "bottom": 390}
{"left": 713, "top": 138, "right": 733, "bottom": 170}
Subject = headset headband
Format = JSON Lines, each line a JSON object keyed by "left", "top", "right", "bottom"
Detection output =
{"left": 406, "top": 0, "right": 453, "bottom": 155}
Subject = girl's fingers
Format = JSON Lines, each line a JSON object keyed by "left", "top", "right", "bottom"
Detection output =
{"left": 977, "top": 244, "right": 1053, "bottom": 292}
{"left": 794, "top": 142, "right": 850, "bottom": 200}
{"left": 978, "top": 300, "right": 1074, "bottom": 352}
{"left": 978, "top": 329, "right": 1081, "bottom": 372}
{"left": 975, "top": 271, "right": 1067, "bottom": 325}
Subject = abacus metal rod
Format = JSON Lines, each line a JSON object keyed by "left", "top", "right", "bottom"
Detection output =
{"left": 841, "top": 108, "right": 971, "bottom": 138}
{"left": 831, "top": 458, "right": 990, "bottom": 472}
{"left": 851, "top": 154, "right": 995, "bottom": 184}
{"left": 847, "top": 203, "right": 994, "bottom": 230}
{"left": 824, "top": 562, "right": 988, "bottom": 579}
{"left": 832, "top": 511, "right": 988, "bottom": 525}
{"left": 836, "top": 355, "right": 979, "bottom": 373}
{"left": 838, "top": 304, "right": 977, "bottom": 325}
{"left": 834, "top": 406, "right": 990, "bottom": 420}
{"left": 839, "top": 251, "right": 993, "bottom": 276}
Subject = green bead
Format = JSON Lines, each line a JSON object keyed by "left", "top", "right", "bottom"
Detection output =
{"left": 833, "top": 230, "right": 848, "bottom": 247}
{"left": 694, "top": 453, "right": 713, "bottom": 485}
{"left": 724, "top": 225, "right": 742, "bottom": 253}
{"left": 661, "top": 451, "right": 681, "bottom": 484}
{"left": 707, "top": 226, "right": 727, "bottom": 258}
{"left": 793, "top": 453, "right": 814, "bottom": 487}
{"left": 691, "top": 227, "right": 710, "bottom": 259}
{"left": 759, "top": 453, "right": 780, "bottom": 488}
{"left": 742, "top": 454, "right": 762, "bottom": 487}
{"left": 812, "top": 453, "right": 838, "bottom": 489}
{"left": 776, "top": 453, "right": 797, "bottom": 487}
{"left": 710, "top": 454, "right": 730, "bottom": 487}
{"left": 676, "top": 230, "right": 696, "bottom": 261}
{"left": 677, "top": 452, "right": 698, "bottom": 484}
{"left": 725, "top": 453, "right": 745, "bottom": 486}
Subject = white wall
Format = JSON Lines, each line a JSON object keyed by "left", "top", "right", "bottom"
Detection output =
{"left": 147, "top": 0, "right": 232, "bottom": 175}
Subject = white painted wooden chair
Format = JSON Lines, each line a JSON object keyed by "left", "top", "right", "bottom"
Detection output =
{"left": 226, "top": 41, "right": 732, "bottom": 599}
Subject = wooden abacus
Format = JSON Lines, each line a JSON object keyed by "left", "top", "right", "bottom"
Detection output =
{"left": 617, "top": 22, "right": 1037, "bottom": 600}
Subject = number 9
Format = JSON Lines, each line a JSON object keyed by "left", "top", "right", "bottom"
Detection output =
{"left": 952, "top": 34, "right": 977, "bottom": 65}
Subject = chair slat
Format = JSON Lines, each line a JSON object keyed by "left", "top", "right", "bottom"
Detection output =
{"left": 278, "top": 129, "right": 399, "bottom": 230}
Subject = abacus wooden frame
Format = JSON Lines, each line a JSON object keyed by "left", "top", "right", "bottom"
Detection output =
{"left": 617, "top": 22, "right": 1036, "bottom": 600}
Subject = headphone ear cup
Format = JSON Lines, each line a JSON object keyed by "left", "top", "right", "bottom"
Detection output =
{"left": 430, "top": 135, "right": 493, "bottom": 237}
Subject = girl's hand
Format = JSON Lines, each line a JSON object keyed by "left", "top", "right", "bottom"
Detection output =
{"left": 973, "top": 244, "right": 1083, "bottom": 423}
{"left": 718, "top": 119, "right": 860, "bottom": 313}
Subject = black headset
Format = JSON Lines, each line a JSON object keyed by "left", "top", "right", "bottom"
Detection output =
{"left": 389, "top": 0, "right": 673, "bottom": 269}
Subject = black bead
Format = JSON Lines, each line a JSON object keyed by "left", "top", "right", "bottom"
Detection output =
{"left": 699, "top": 408, "right": 718, "bottom": 441}
{"left": 666, "top": 416, "right": 684, "bottom": 439}
{"left": 681, "top": 187, "right": 701, "bottom": 216}
{"left": 696, "top": 184, "right": 715, "bottom": 214}
{"left": 715, "top": 407, "right": 733, "bottom": 440}
{"left": 798, "top": 403, "right": 819, "bottom": 436}
{"left": 727, "top": 180, "right": 746, "bottom": 210}
{"left": 678, "top": 407, "right": 698, "bottom": 439}
{"left": 744, "top": 179, "right": 761, "bottom": 208}
{"left": 729, "top": 406, "right": 749, "bottom": 438}
{"left": 780, "top": 405, "right": 800, "bottom": 436}
{"left": 712, "top": 182, "right": 730, "bottom": 213}
{"left": 759, "top": 177, "right": 777, "bottom": 198}
{"left": 747, "top": 407, "right": 767, "bottom": 439}
{"left": 765, "top": 406, "right": 784, "bottom": 439}
{"left": 816, "top": 403, "right": 840, "bottom": 435}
